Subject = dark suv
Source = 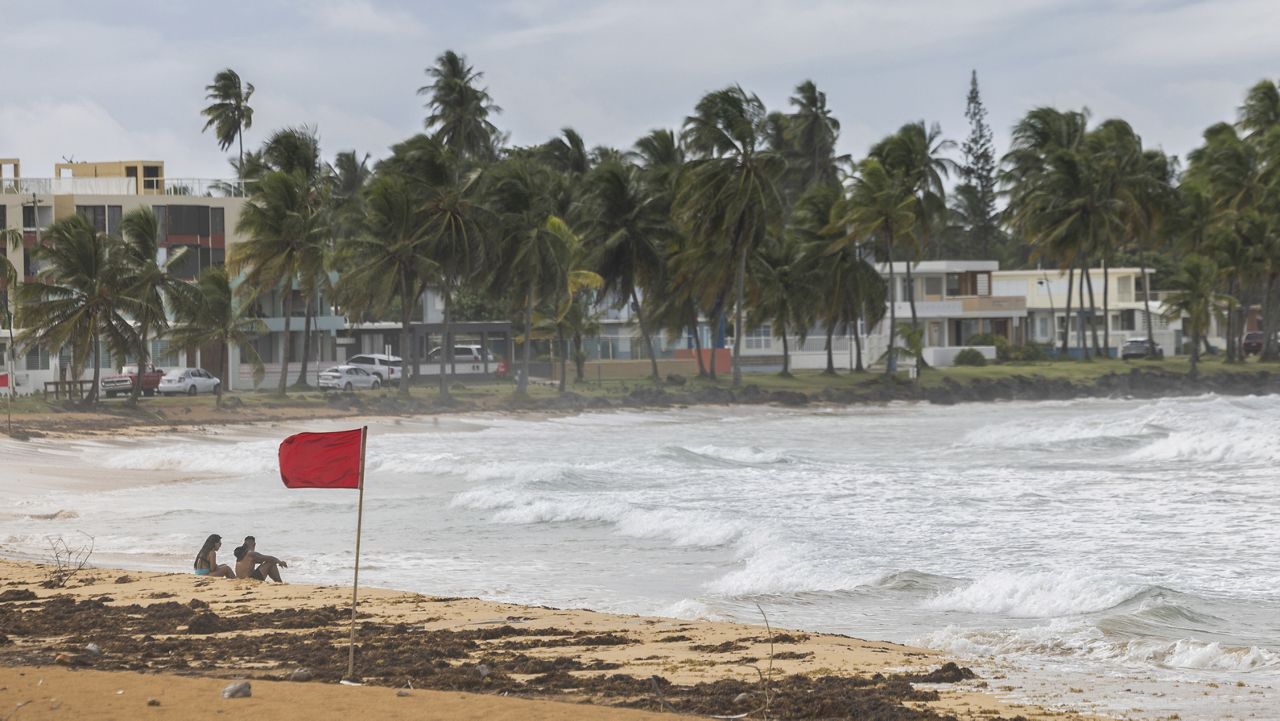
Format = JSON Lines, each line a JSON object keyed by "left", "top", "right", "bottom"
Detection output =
{"left": 1243, "top": 332, "right": 1266, "bottom": 356}
{"left": 1121, "top": 338, "right": 1164, "bottom": 360}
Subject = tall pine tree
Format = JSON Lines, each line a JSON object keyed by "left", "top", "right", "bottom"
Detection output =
{"left": 954, "top": 70, "right": 1003, "bottom": 259}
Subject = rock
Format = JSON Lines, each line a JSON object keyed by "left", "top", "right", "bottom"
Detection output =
{"left": 187, "top": 598, "right": 209, "bottom": 610}
{"left": 85, "top": 642, "right": 102, "bottom": 657}
{"left": 735, "top": 384, "right": 765, "bottom": 403}
{"left": 396, "top": 690, "right": 411, "bottom": 697}
{"left": 221, "top": 681, "right": 252, "bottom": 699}
{"left": 908, "top": 662, "right": 977, "bottom": 683}
{"left": 665, "top": 373, "right": 686, "bottom": 386}
{"left": 114, "top": 575, "right": 135, "bottom": 584}
{"left": 147, "top": 698, "right": 161, "bottom": 707}
{"left": 768, "top": 390, "right": 808, "bottom": 406}
{"left": 288, "top": 668, "right": 314, "bottom": 682}
{"left": 733, "top": 692, "right": 753, "bottom": 704}
{"left": 54, "top": 653, "right": 87, "bottom": 666}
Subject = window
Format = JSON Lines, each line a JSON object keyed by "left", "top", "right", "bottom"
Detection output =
{"left": 22, "top": 205, "right": 35, "bottom": 229}
{"left": 107, "top": 205, "right": 122, "bottom": 235}
{"left": 900, "top": 278, "right": 914, "bottom": 302}
{"left": 975, "top": 272, "right": 990, "bottom": 296}
{"left": 0, "top": 205, "right": 6, "bottom": 230}
{"left": 76, "top": 205, "right": 107, "bottom": 233}
{"left": 1038, "top": 317, "right": 1049, "bottom": 339}
{"left": 745, "top": 324, "right": 772, "bottom": 350}
{"left": 211, "top": 207, "right": 225, "bottom": 235}
{"left": 924, "top": 277, "right": 942, "bottom": 297}
{"left": 1114, "top": 310, "right": 1136, "bottom": 332}
{"left": 26, "top": 345, "right": 50, "bottom": 371}
{"left": 945, "top": 273, "right": 961, "bottom": 297}
{"left": 250, "top": 334, "right": 276, "bottom": 363}
{"left": 0, "top": 341, "right": 6, "bottom": 368}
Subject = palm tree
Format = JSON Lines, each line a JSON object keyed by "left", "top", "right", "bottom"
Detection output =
{"left": 786, "top": 81, "right": 843, "bottom": 190}
{"left": 335, "top": 173, "right": 435, "bottom": 397}
{"left": 201, "top": 68, "right": 255, "bottom": 182}
{"left": 418, "top": 50, "right": 503, "bottom": 167}
{"left": 485, "top": 156, "right": 575, "bottom": 395}
{"left": 118, "top": 208, "right": 191, "bottom": 404}
{"left": 1163, "top": 255, "right": 1232, "bottom": 378}
{"left": 15, "top": 215, "right": 138, "bottom": 404}
{"left": 230, "top": 170, "right": 323, "bottom": 394}
{"left": 871, "top": 122, "right": 957, "bottom": 334}
{"left": 835, "top": 157, "right": 916, "bottom": 375}
{"left": 1, "top": 229, "right": 20, "bottom": 387}
{"left": 749, "top": 233, "right": 815, "bottom": 376}
{"left": 169, "top": 266, "right": 267, "bottom": 408}
{"left": 1002, "top": 107, "right": 1094, "bottom": 358}
{"left": 674, "top": 86, "right": 786, "bottom": 387}
{"left": 583, "top": 160, "right": 668, "bottom": 381}
{"left": 1126, "top": 149, "right": 1178, "bottom": 357}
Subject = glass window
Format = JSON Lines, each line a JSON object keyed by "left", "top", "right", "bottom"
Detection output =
{"left": 745, "top": 324, "right": 772, "bottom": 350}
{"left": 211, "top": 207, "right": 225, "bottom": 235}
{"left": 107, "top": 206, "right": 122, "bottom": 235}
{"left": 924, "top": 277, "right": 942, "bottom": 296}
{"left": 26, "top": 345, "right": 50, "bottom": 371}
{"left": 76, "top": 205, "right": 107, "bottom": 233}
{"left": 945, "top": 273, "right": 961, "bottom": 297}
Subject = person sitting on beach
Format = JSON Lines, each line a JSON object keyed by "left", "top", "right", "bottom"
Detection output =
{"left": 193, "top": 534, "right": 235, "bottom": 578}
{"left": 233, "top": 536, "right": 287, "bottom": 582}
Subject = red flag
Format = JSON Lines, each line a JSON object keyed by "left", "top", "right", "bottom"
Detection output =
{"left": 0, "top": 373, "right": 8, "bottom": 389}
{"left": 279, "top": 428, "right": 365, "bottom": 489}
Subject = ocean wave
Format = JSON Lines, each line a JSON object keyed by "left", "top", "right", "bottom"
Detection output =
{"left": 101, "top": 441, "right": 280, "bottom": 475}
{"left": 664, "top": 444, "right": 794, "bottom": 466}
{"left": 704, "top": 540, "right": 879, "bottom": 597}
{"left": 919, "top": 622, "right": 1280, "bottom": 673}
{"left": 1126, "top": 428, "right": 1280, "bottom": 465}
{"left": 451, "top": 485, "right": 746, "bottom": 548}
{"left": 922, "top": 570, "right": 1145, "bottom": 618}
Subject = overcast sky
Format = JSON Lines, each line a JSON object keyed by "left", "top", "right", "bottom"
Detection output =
{"left": 2, "top": 0, "right": 1277, "bottom": 180}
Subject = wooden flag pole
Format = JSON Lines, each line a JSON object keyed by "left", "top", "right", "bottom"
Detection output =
{"left": 346, "top": 425, "right": 368, "bottom": 681}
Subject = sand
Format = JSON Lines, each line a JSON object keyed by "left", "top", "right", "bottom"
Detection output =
{"left": 0, "top": 558, "right": 1093, "bottom": 721}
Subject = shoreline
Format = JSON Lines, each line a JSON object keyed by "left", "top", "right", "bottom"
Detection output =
{"left": 0, "top": 558, "right": 1090, "bottom": 721}
{"left": 3, "top": 365, "right": 1278, "bottom": 440}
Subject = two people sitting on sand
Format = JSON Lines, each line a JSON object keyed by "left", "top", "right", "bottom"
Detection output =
{"left": 192, "top": 533, "right": 286, "bottom": 582}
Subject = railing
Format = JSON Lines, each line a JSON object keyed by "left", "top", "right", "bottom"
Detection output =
{"left": 0, "top": 177, "right": 252, "bottom": 197}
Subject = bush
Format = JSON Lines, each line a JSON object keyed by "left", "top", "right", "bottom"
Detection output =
{"left": 1008, "top": 343, "right": 1050, "bottom": 362}
{"left": 966, "top": 333, "right": 1011, "bottom": 361}
{"left": 954, "top": 348, "right": 987, "bottom": 366}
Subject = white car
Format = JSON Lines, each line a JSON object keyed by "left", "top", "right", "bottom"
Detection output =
{"left": 318, "top": 365, "right": 381, "bottom": 392}
{"left": 422, "top": 345, "right": 500, "bottom": 376}
{"left": 345, "top": 353, "right": 402, "bottom": 385}
{"left": 157, "top": 368, "right": 221, "bottom": 396}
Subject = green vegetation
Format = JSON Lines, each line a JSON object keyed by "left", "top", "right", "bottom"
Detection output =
{"left": 7, "top": 60, "right": 1280, "bottom": 418}
{"left": 953, "top": 349, "right": 987, "bottom": 367}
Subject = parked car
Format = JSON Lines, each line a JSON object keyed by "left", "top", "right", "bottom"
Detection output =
{"left": 1243, "top": 331, "right": 1269, "bottom": 356}
{"left": 421, "top": 345, "right": 505, "bottom": 377}
{"left": 318, "top": 365, "right": 381, "bottom": 392}
{"left": 157, "top": 368, "right": 221, "bottom": 396}
{"left": 1121, "top": 338, "right": 1164, "bottom": 360}
{"left": 346, "top": 354, "right": 402, "bottom": 385}
{"left": 101, "top": 364, "right": 165, "bottom": 398}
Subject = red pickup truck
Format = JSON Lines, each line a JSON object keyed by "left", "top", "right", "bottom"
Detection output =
{"left": 101, "top": 365, "right": 165, "bottom": 398}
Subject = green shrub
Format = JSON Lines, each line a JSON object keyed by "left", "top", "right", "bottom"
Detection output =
{"left": 966, "top": 333, "right": 1011, "bottom": 361}
{"left": 1009, "top": 343, "right": 1049, "bottom": 362}
{"left": 954, "top": 348, "right": 987, "bottom": 366}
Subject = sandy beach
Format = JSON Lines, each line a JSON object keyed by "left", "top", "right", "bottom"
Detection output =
{"left": 0, "top": 558, "right": 1085, "bottom": 721}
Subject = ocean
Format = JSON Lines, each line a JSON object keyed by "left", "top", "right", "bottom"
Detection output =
{"left": 2, "top": 394, "right": 1277, "bottom": 719}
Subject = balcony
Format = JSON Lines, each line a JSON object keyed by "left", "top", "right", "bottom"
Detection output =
{"left": 1, "top": 177, "right": 251, "bottom": 197}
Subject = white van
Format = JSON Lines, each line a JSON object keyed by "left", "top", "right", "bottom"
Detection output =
{"left": 345, "top": 353, "right": 403, "bottom": 385}
{"left": 421, "top": 345, "right": 501, "bottom": 376}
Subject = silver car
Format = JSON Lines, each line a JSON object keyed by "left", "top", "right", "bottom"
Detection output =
{"left": 157, "top": 368, "right": 221, "bottom": 396}
{"left": 318, "top": 365, "right": 381, "bottom": 392}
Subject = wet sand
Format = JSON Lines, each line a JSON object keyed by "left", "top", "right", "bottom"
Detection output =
{"left": 0, "top": 558, "right": 1090, "bottom": 721}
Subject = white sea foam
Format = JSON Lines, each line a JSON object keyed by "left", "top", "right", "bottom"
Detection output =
{"left": 679, "top": 444, "right": 791, "bottom": 465}
{"left": 922, "top": 570, "right": 1143, "bottom": 618}
{"left": 101, "top": 441, "right": 280, "bottom": 474}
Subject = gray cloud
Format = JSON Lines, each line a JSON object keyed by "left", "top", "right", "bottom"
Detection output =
{"left": 0, "top": 0, "right": 1275, "bottom": 180}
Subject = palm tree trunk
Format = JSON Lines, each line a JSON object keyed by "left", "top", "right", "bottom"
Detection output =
{"left": 691, "top": 308, "right": 707, "bottom": 378}
{"left": 708, "top": 300, "right": 723, "bottom": 381}
{"left": 1225, "top": 278, "right": 1237, "bottom": 363}
{"left": 130, "top": 320, "right": 149, "bottom": 405}
{"left": 557, "top": 327, "right": 567, "bottom": 394}
{"left": 400, "top": 280, "right": 414, "bottom": 398}
{"left": 885, "top": 229, "right": 898, "bottom": 376}
{"left": 904, "top": 261, "right": 918, "bottom": 329}
{"left": 1084, "top": 265, "right": 1101, "bottom": 357}
{"left": 573, "top": 330, "right": 586, "bottom": 382}
{"left": 853, "top": 317, "right": 865, "bottom": 372}
{"left": 1190, "top": 328, "right": 1200, "bottom": 378}
{"left": 277, "top": 284, "right": 294, "bottom": 395}
{"left": 1077, "top": 262, "right": 1089, "bottom": 360}
{"left": 89, "top": 331, "right": 101, "bottom": 404}
{"left": 1141, "top": 261, "right": 1157, "bottom": 356}
{"left": 217, "top": 341, "right": 228, "bottom": 409}
{"left": 1263, "top": 273, "right": 1280, "bottom": 361}
{"left": 1102, "top": 256, "right": 1110, "bottom": 358}
{"left": 237, "top": 123, "right": 245, "bottom": 186}
{"left": 732, "top": 247, "right": 746, "bottom": 388}
{"left": 438, "top": 287, "right": 451, "bottom": 398}
{"left": 295, "top": 295, "right": 314, "bottom": 387}
{"left": 631, "top": 288, "right": 660, "bottom": 382}
{"left": 823, "top": 323, "right": 835, "bottom": 375}
{"left": 779, "top": 319, "right": 790, "bottom": 376}
{"left": 518, "top": 283, "right": 533, "bottom": 396}
{"left": 1062, "top": 265, "right": 1075, "bottom": 357}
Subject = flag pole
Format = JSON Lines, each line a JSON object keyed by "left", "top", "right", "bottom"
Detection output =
{"left": 346, "top": 425, "right": 367, "bottom": 681}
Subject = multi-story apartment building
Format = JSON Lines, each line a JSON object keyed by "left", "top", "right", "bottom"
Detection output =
{"left": 0, "top": 158, "right": 348, "bottom": 394}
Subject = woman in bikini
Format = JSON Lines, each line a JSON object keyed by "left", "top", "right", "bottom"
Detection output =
{"left": 193, "top": 534, "right": 235, "bottom": 578}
